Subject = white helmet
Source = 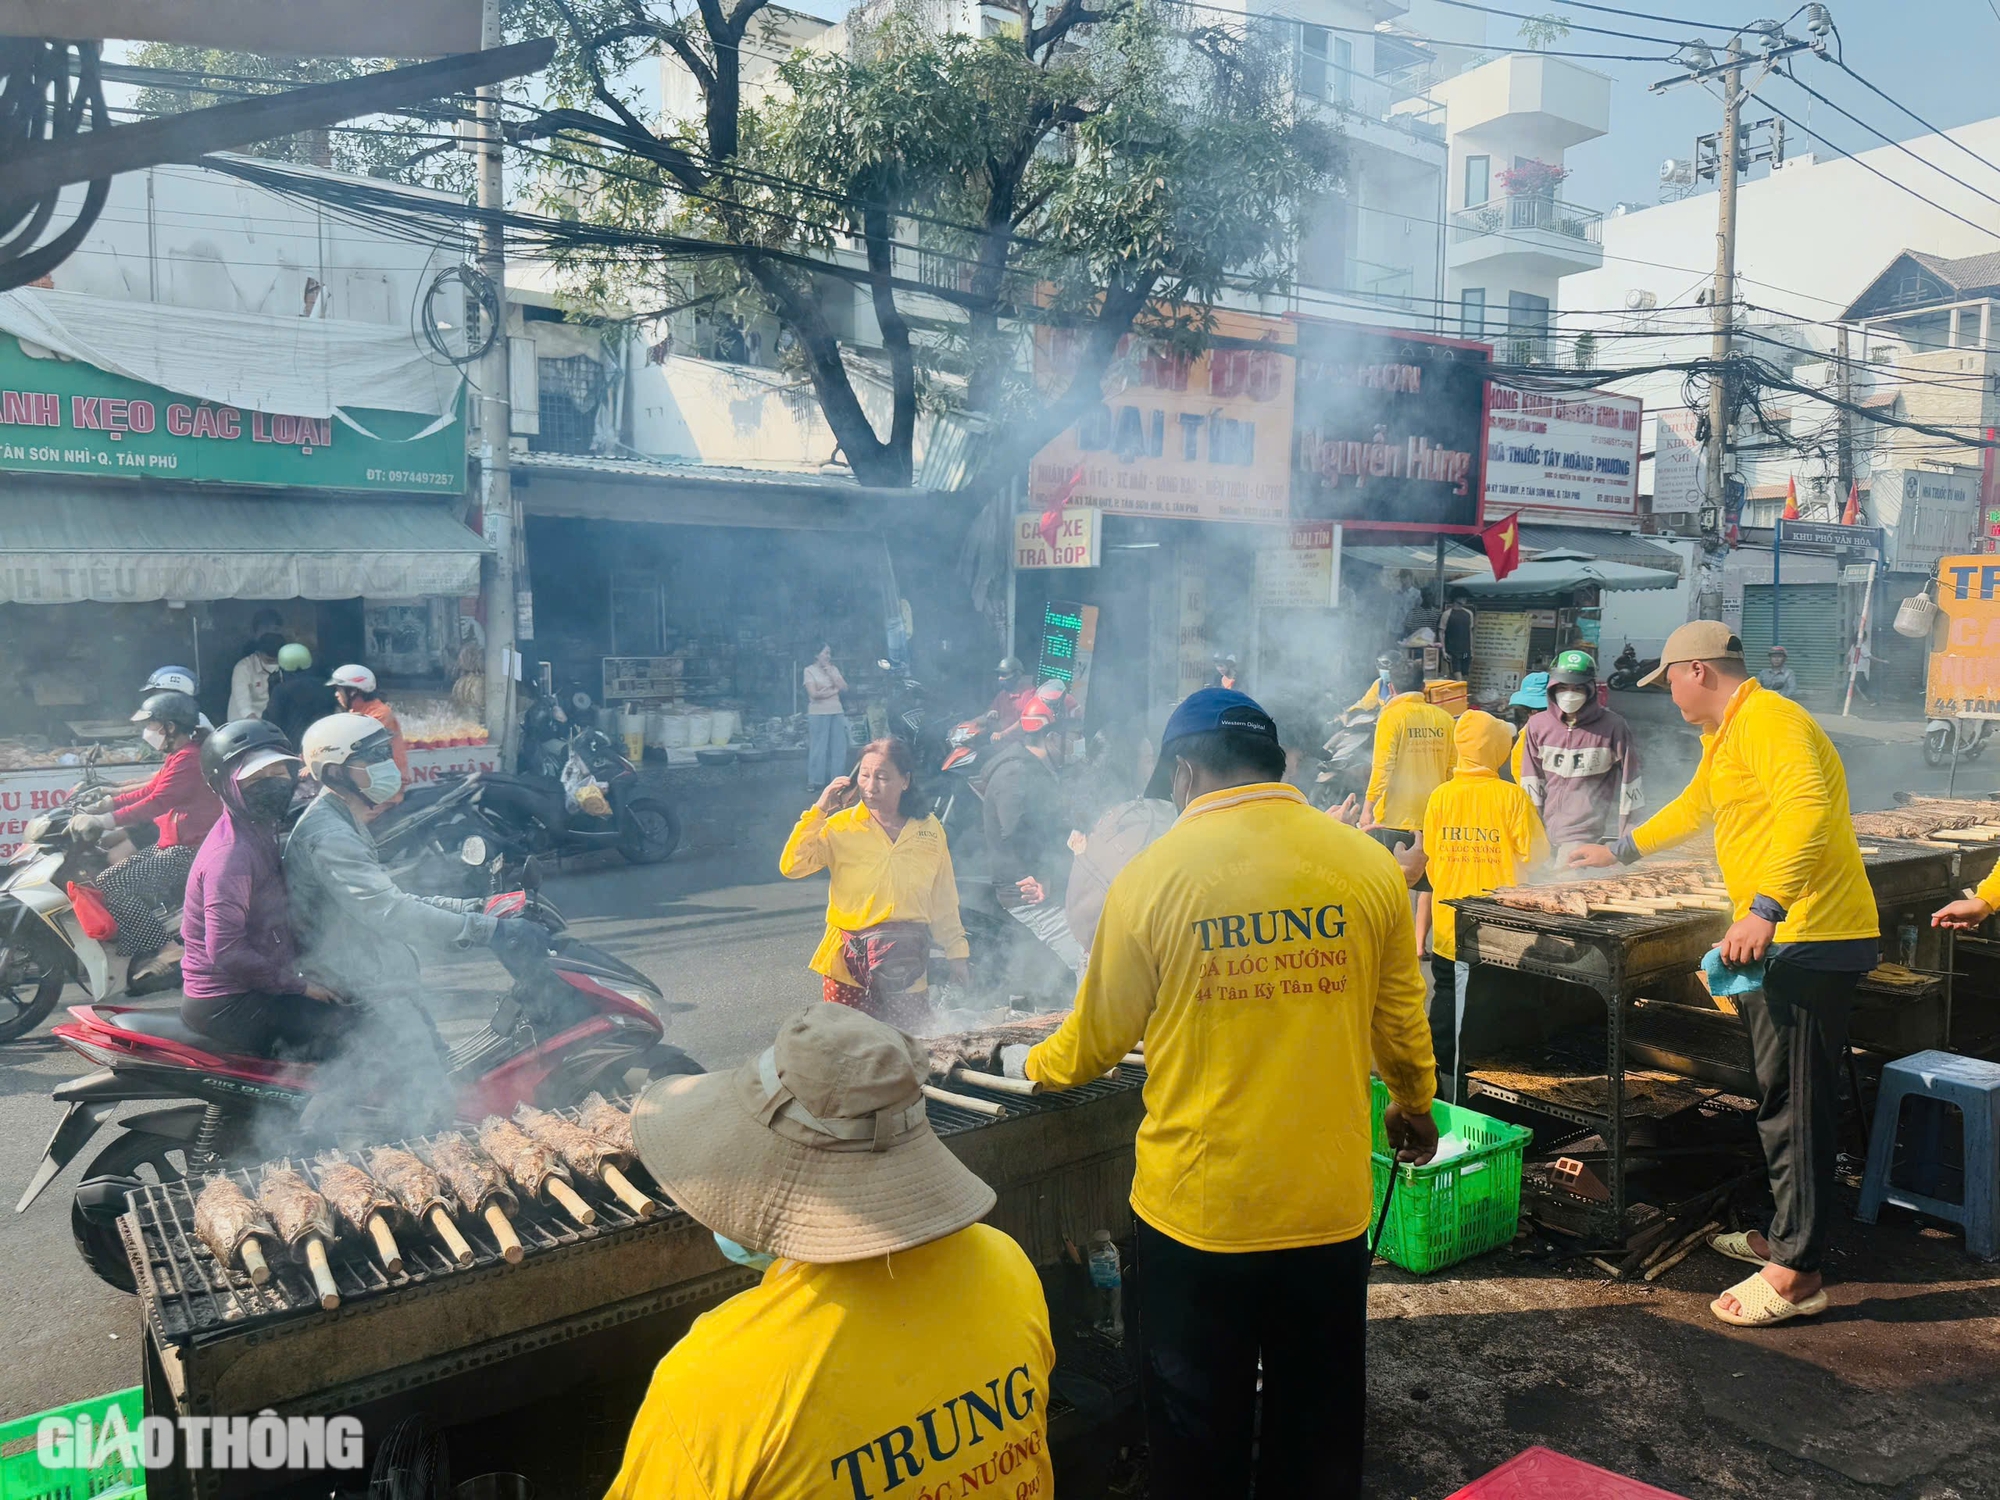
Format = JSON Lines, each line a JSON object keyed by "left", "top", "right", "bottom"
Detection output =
{"left": 327, "top": 663, "right": 377, "bottom": 693}
{"left": 145, "top": 665, "right": 198, "bottom": 695}
{"left": 299, "top": 712, "right": 393, "bottom": 783}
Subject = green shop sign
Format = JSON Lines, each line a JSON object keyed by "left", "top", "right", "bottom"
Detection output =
{"left": 0, "top": 334, "right": 464, "bottom": 493}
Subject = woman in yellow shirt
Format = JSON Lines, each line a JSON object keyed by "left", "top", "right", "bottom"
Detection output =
{"left": 780, "top": 737, "right": 970, "bottom": 1030}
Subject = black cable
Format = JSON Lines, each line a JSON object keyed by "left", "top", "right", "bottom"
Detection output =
{"left": 419, "top": 263, "right": 501, "bottom": 365}
{"left": 1780, "top": 70, "right": 2000, "bottom": 216}
{"left": 1422, "top": 0, "right": 1687, "bottom": 47}
{"left": 1831, "top": 58, "right": 2000, "bottom": 187}
{"left": 1508, "top": 0, "right": 1743, "bottom": 28}
{"left": 0, "top": 38, "right": 112, "bottom": 291}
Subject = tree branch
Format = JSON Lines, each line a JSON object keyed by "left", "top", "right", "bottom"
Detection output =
{"left": 862, "top": 205, "right": 918, "bottom": 484}
{"left": 544, "top": 0, "right": 651, "bottom": 139}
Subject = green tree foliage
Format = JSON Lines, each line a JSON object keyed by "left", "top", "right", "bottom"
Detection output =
{"left": 1516, "top": 14, "right": 1571, "bottom": 51}
{"left": 521, "top": 0, "right": 1340, "bottom": 491}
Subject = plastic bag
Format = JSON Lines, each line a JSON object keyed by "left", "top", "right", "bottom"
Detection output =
{"left": 68, "top": 881, "right": 118, "bottom": 941}
{"left": 561, "top": 753, "right": 612, "bottom": 818}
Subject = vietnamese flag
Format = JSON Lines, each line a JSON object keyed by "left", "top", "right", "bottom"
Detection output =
{"left": 1841, "top": 479, "right": 1861, "bottom": 525}
{"left": 1039, "top": 463, "right": 1084, "bottom": 552}
{"left": 1482, "top": 511, "right": 1522, "bottom": 581}
{"left": 1782, "top": 476, "right": 1800, "bottom": 521}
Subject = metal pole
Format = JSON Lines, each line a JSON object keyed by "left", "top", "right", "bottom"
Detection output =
{"left": 1835, "top": 323, "right": 1855, "bottom": 502}
{"left": 1697, "top": 39, "right": 1745, "bottom": 623}
{"left": 1772, "top": 520, "right": 1782, "bottom": 655}
{"left": 1434, "top": 534, "right": 1446, "bottom": 662}
{"left": 1843, "top": 559, "right": 1874, "bottom": 716}
{"left": 476, "top": 0, "right": 520, "bottom": 768}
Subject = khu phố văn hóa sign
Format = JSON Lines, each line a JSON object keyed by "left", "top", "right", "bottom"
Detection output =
{"left": 0, "top": 334, "right": 464, "bottom": 493}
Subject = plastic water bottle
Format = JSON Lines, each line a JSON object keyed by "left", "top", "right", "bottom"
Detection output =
{"left": 1087, "top": 1229, "right": 1124, "bottom": 1341}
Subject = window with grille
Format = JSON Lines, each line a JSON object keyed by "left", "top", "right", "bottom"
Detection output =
{"left": 532, "top": 354, "right": 603, "bottom": 454}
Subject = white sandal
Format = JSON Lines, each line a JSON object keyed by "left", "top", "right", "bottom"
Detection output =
{"left": 1708, "top": 1230, "right": 1769, "bottom": 1268}
{"left": 1711, "top": 1271, "right": 1828, "bottom": 1327}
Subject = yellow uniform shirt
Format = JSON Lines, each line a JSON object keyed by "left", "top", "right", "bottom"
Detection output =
{"left": 605, "top": 1225, "right": 1055, "bottom": 1500}
{"left": 1024, "top": 782, "right": 1436, "bottom": 1253}
{"left": 1422, "top": 715, "right": 1550, "bottom": 962}
{"left": 780, "top": 806, "right": 971, "bottom": 983}
{"left": 1977, "top": 866, "right": 2000, "bottom": 907}
{"left": 1508, "top": 725, "right": 1527, "bottom": 784}
{"left": 1347, "top": 678, "right": 1387, "bottom": 715}
{"left": 1631, "top": 679, "right": 1878, "bottom": 942}
{"left": 1366, "top": 692, "right": 1458, "bottom": 831}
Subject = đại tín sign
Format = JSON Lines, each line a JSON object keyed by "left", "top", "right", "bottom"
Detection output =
{"left": 0, "top": 333, "right": 464, "bottom": 493}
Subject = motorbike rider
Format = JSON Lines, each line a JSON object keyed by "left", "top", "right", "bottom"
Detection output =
{"left": 179, "top": 719, "right": 347, "bottom": 1058}
{"left": 68, "top": 691, "right": 223, "bottom": 976}
{"left": 979, "top": 699, "right": 1086, "bottom": 974}
{"left": 285, "top": 714, "right": 544, "bottom": 1121}
{"left": 142, "top": 666, "right": 215, "bottom": 730}
{"left": 264, "top": 643, "right": 338, "bottom": 751}
{"left": 1348, "top": 653, "right": 1396, "bottom": 715}
{"left": 986, "top": 657, "right": 1036, "bottom": 729}
{"left": 328, "top": 664, "right": 409, "bottom": 808}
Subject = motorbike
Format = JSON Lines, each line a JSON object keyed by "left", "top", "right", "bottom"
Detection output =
{"left": 15, "top": 874, "right": 698, "bottom": 1293}
{"left": 380, "top": 724, "right": 681, "bottom": 894}
{"left": 1312, "top": 704, "right": 1378, "bottom": 807}
{"left": 1608, "top": 643, "right": 1659, "bottom": 692}
{"left": 1924, "top": 715, "right": 1996, "bottom": 768}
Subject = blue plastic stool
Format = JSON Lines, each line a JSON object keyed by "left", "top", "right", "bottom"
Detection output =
{"left": 1855, "top": 1049, "right": 2000, "bottom": 1259}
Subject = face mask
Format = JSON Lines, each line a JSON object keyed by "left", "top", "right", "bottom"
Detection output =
{"left": 142, "top": 724, "right": 168, "bottom": 751}
{"left": 358, "top": 759, "right": 403, "bottom": 805}
{"left": 1379, "top": 670, "right": 1393, "bottom": 690}
{"left": 239, "top": 776, "right": 297, "bottom": 823}
{"left": 1554, "top": 689, "right": 1588, "bottom": 715}
{"left": 714, "top": 1233, "right": 776, "bottom": 1272}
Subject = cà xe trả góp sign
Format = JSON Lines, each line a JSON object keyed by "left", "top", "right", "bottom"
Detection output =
{"left": 0, "top": 334, "right": 464, "bottom": 493}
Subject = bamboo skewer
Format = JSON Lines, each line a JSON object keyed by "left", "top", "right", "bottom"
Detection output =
{"left": 240, "top": 1239, "right": 270, "bottom": 1286}
{"left": 483, "top": 1202, "right": 524, "bottom": 1263}
{"left": 601, "top": 1163, "right": 656, "bottom": 1217}
{"left": 920, "top": 1083, "right": 1006, "bottom": 1117}
{"left": 547, "top": 1178, "right": 598, "bottom": 1226}
{"left": 947, "top": 1067, "right": 1038, "bottom": 1096}
{"left": 429, "top": 1207, "right": 474, "bottom": 1267}
{"left": 303, "top": 1238, "right": 340, "bottom": 1310}
{"left": 1122, "top": 1052, "right": 1147, "bottom": 1067}
{"left": 366, "top": 1215, "right": 404, "bottom": 1275}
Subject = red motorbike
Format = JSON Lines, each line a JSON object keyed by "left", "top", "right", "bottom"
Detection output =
{"left": 15, "top": 887, "right": 699, "bottom": 1292}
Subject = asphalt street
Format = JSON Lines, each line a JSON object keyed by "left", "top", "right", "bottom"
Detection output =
{"left": 0, "top": 694, "right": 1990, "bottom": 1421}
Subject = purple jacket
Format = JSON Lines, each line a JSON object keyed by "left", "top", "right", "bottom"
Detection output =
{"left": 180, "top": 809, "right": 305, "bottom": 1000}
{"left": 1518, "top": 698, "right": 1645, "bottom": 847}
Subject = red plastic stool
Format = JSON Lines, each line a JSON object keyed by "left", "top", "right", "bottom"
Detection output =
{"left": 1446, "top": 1447, "right": 1688, "bottom": 1500}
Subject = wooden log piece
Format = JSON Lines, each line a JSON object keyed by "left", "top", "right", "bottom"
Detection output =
{"left": 601, "top": 1163, "right": 656, "bottom": 1217}
{"left": 484, "top": 1201, "right": 524, "bottom": 1263}
{"left": 304, "top": 1237, "right": 340, "bottom": 1311}
{"left": 547, "top": 1177, "right": 598, "bottom": 1226}
{"left": 366, "top": 1214, "right": 404, "bottom": 1276}
{"left": 429, "top": 1207, "right": 475, "bottom": 1268}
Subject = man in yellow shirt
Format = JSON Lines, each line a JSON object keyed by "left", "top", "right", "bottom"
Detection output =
{"left": 609, "top": 1003, "right": 1055, "bottom": 1500}
{"left": 1364, "top": 657, "right": 1456, "bottom": 843}
{"left": 1571, "top": 621, "right": 1877, "bottom": 1330}
{"left": 1420, "top": 710, "right": 1550, "bottom": 1100}
{"left": 1022, "top": 688, "right": 1438, "bottom": 1500}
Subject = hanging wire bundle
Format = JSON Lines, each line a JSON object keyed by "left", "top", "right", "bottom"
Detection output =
{"left": 0, "top": 38, "right": 111, "bottom": 291}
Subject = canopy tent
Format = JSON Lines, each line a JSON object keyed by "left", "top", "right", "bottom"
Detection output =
{"left": 0, "top": 487, "right": 488, "bottom": 604}
{"left": 1452, "top": 558, "right": 1679, "bottom": 599}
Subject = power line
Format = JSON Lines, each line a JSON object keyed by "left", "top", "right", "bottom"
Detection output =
{"left": 1423, "top": 0, "right": 1686, "bottom": 46}
{"left": 1831, "top": 58, "right": 2000, "bottom": 187}
{"left": 1779, "top": 69, "right": 2000, "bottom": 217}
{"left": 1513, "top": 0, "right": 1743, "bottom": 28}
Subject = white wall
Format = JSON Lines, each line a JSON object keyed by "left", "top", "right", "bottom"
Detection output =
{"left": 1597, "top": 537, "right": 1698, "bottom": 656}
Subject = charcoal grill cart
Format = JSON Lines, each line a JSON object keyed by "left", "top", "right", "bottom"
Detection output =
{"left": 1452, "top": 841, "right": 1956, "bottom": 1244}
{"left": 126, "top": 1072, "right": 1147, "bottom": 1500}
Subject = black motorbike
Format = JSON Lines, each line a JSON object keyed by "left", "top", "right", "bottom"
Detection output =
{"left": 377, "top": 723, "right": 679, "bottom": 896}
{"left": 1608, "top": 642, "right": 1659, "bottom": 691}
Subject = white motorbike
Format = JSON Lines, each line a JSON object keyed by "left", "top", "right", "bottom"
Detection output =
{"left": 1923, "top": 715, "right": 1997, "bottom": 769}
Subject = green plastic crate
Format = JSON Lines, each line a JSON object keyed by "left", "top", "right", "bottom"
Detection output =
{"left": 1369, "top": 1078, "right": 1532, "bottom": 1275}
{"left": 0, "top": 1388, "right": 145, "bottom": 1500}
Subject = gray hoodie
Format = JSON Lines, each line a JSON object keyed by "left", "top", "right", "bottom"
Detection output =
{"left": 1517, "top": 696, "right": 1644, "bottom": 846}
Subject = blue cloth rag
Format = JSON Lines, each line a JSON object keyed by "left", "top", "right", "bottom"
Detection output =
{"left": 1702, "top": 945, "right": 1766, "bottom": 996}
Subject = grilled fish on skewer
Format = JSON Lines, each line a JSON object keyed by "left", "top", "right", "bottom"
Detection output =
{"left": 426, "top": 1134, "right": 524, "bottom": 1263}
{"left": 313, "top": 1155, "right": 406, "bottom": 1275}
{"left": 257, "top": 1165, "right": 342, "bottom": 1310}
{"left": 367, "top": 1146, "right": 473, "bottom": 1268}
{"left": 577, "top": 1093, "right": 635, "bottom": 1156}
{"left": 193, "top": 1174, "right": 276, "bottom": 1286}
{"left": 515, "top": 1103, "right": 656, "bottom": 1217}
{"left": 478, "top": 1116, "right": 597, "bottom": 1226}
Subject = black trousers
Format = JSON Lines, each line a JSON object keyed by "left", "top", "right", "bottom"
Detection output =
{"left": 1428, "top": 954, "right": 1460, "bottom": 1082}
{"left": 1743, "top": 960, "right": 1859, "bottom": 1274}
{"left": 181, "top": 990, "right": 354, "bottom": 1060}
{"left": 1137, "top": 1219, "right": 1371, "bottom": 1500}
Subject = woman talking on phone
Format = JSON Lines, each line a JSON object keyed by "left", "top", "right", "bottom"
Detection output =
{"left": 779, "top": 738, "right": 970, "bottom": 1030}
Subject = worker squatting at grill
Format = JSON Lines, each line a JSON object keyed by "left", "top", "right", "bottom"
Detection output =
{"left": 1570, "top": 621, "right": 1880, "bottom": 1328}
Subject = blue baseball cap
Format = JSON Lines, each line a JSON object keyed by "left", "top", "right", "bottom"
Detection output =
{"left": 1142, "top": 688, "right": 1281, "bottom": 800}
{"left": 1508, "top": 671, "right": 1549, "bottom": 710}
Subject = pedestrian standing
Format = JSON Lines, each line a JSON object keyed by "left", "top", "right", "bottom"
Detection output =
{"left": 1019, "top": 688, "right": 1438, "bottom": 1499}
{"left": 1760, "top": 645, "right": 1799, "bottom": 698}
{"left": 1363, "top": 657, "right": 1456, "bottom": 844}
{"left": 1440, "top": 592, "right": 1476, "bottom": 679}
{"left": 1517, "top": 649, "right": 1643, "bottom": 862}
{"left": 1570, "top": 622, "right": 1877, "bottom": 1328}
{"left": 802, "top": 643, "right": 849, "bottom": 792}
{"left": 780, "top": 738, "right": 970, "bottom": 1029}
{"left": 227, "top": 609, "right": 285, "bottom": 721}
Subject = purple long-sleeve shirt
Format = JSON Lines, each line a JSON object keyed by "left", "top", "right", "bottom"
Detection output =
{"left": 180, "top": 809, "right": 304, "bottom": 999}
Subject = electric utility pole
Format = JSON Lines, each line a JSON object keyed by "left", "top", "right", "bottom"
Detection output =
{"left": 476, "top": 0, "right": 521, "bottom": 765}
{"left": 1652, "top": 6, "right": 1835, "bottom": 620}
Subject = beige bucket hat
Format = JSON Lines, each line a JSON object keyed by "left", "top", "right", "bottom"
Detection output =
{"left": 630, "top": 1003, "right": 997, "bottom": 1263}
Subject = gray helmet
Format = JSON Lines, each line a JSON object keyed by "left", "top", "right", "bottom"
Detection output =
{"left": 996, "top": 656, "right": 1026, "bottom": 680}
{"left": 130, "top": 690, "right": 202, "bottom": 735}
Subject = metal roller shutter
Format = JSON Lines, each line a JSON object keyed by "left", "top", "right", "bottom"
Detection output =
{"left": 1740, "top": 584, "right": 1843, "bottom": 698}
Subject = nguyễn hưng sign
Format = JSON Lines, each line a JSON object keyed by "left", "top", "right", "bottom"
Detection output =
{"left": 0, "top": 334, "right": 464, "bottom": 493}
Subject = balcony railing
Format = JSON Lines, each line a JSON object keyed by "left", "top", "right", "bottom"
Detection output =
{"left": 1303, "top": 62, "right": 1446, "bottom": 145}
{"left": 1340, "top": 257, "right": 1415, "bottom": 310}
{"left": 1451, "top": 195, "right": 1603, "bottom": 246}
